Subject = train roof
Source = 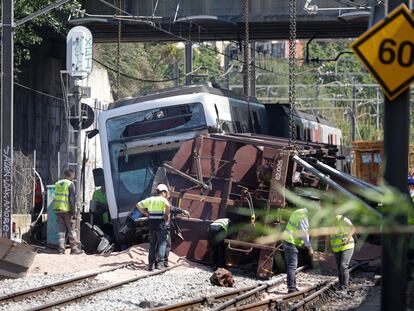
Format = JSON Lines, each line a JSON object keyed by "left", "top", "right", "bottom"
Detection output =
{"left": 108, "top": 84, "right": 260, "bottom": 110}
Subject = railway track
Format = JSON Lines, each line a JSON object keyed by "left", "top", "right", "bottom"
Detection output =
{"left": 0, "top": 263, "right": 181, "bottom": 311}
{"left": 151, "top": 266, "right": 308, "bottom": 311}
{"left": 153, "top": 262, "right": 366, "bottom": 311}
{"left": 224, "top": 262, "right": 366, "bottom": 311}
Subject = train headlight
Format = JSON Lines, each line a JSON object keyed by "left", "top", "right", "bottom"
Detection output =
{"left": 156, "top": 110, "right": 165, "bottom": 119}
{"left": 144, "top": 112, "right": 154, "bottom": 121}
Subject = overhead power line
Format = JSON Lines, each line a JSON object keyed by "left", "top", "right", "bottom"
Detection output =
{"left": 14, "top": 82, "right": 64, "bottom": 102}
{"left": 93, "top": 58, "right": 180, "bottom": 83}
{"left": 94, "top": 58, "right": 209, "bottom": 83}
{"left": 97, "top": 0, "right": 276, "bottom": 74}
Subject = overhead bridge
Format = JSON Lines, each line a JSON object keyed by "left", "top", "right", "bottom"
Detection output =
{"left": 76, "top": 0, "right": 372, "bottom": 42}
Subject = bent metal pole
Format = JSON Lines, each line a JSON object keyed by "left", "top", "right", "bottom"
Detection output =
{"left": 292, "top": 155, "right": 382, "bottom": 218}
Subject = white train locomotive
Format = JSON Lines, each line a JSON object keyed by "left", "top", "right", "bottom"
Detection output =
{"left": 97, "top": 84, "right": 342, "bottom": 234}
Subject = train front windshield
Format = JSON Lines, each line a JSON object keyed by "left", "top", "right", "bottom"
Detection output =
{"left": 108, "top": 148, "right": 177, "bottom": 214}
{"left": 106, "top": 102, "right": 207, "bottom": 213}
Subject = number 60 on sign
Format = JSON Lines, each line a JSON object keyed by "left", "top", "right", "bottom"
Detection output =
{"left": 352, "top": 4, "right": 414, "bottom": 100}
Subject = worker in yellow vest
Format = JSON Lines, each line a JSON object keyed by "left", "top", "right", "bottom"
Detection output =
{"left": 208, "top": 218, "right": 230, "bottom": 269}
{"left": 136, "top": 184, "right": 171, "bottom": 271}
{"left": 92, "top": 185, "right": 110, "bottom": 227}
{"left": 282, "top": 208, "right": 313, "bottom": 293}
{"left": 330, "top": 215, "right": 355, "bottom": 290}
{"left": 54, "top": 168, "right": 83, "bottom": 255}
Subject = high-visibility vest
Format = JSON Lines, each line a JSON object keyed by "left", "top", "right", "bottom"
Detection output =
{"left": 54, "top": 179, "right": 73, "bottom": 212}
{"left": 330, "top": 215, "right": 355, "bottom": 253}
{"left": 209, "top": 218, "right": 230, "bottom": 232}
{"left": 92, "top": 188, "right": 107, "bottom": 205}
{"left": 92, "top": 188, "right": 109, "bottom": 224}
{"left": 283, "top": 208, "right": 308, "bottom": 247}
{"left": 140, "top": 196, "right": 168, "bottom": 219}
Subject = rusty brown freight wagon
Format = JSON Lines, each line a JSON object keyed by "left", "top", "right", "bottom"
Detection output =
{"left": 159, "top": 133, "right": 376, "bottom": 278}
{"left": 350, "top": 140, "right": 414, "bottom": 184}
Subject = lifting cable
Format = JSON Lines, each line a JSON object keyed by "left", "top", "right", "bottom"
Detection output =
{"left": 116, "top": 0, "right": 122, "bottom": 100}
{"left": 288, "top": 0, "right": 298, "bottom": 149}
{"left": 244, "top": 0, "right": 255, "bottom": 133}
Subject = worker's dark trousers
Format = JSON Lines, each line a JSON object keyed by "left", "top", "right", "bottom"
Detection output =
{"left": 149, "top": 229, "right": 167, "bottom": 267}
{"left": 334, "top": 248, "right": 354, "bottom": 289}
{"left": 56, "top": 212, "right": 79, "bottom": 252}
{"left": 283, "top": 242, "right": 299, "bottom": 292}
{"left": 164, "top": 231, "right": 171, "bottom": 263}
{"left": 208, "top": 226, "right": 226, "bottom": 268}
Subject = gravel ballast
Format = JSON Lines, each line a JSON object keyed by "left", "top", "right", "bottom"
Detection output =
{"left": 60, "top": 266, "right": 259, "bottom": 310}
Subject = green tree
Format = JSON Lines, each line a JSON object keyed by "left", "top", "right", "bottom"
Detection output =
{"left": 224, "top": 39, "right": 388, "bottom": 147}
{"left": 94, "top": 42, "right": 222, "bottom": 99}
{"left": 4, "top": 0, "right": 81, "bottom": 71}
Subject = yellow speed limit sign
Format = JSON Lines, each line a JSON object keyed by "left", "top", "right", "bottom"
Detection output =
{"left": 352, "top": 4, "right": 414, "bottom": 100}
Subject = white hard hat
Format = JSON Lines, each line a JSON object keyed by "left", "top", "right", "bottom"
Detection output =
{"left": 156, "top": 184, "right": 169, "bottom": 192}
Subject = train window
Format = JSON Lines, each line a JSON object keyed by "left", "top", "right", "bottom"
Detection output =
{"left": 241, "top": 108, "right": 250, "bottom": 133}
{"left": 314, "top": 127, "right": 319, "bottom": 142}
{"left": 234, "top": 121, "right": 242, "bottom": 132}
{"left": 296, "top": 126, "right": 301, "bottom": 140}
{"left": 231, "top": 106, "right": 242, "bottom": 132}
{"left": 107, "top": 103, "right": 206, "bottom": 141}
{"left": 253, "top": 111, "right": 261, "bottom": 133}
{"left": 221, "top": 122, "right": 231, "bottom": 132}
{"left": 305, "top": 128, "right": 311, "bottom": 141}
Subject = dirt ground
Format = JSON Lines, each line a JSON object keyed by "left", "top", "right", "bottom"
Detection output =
{"left": 27, "top": 243, "right": 188, "bottom": 277}
{"left": 27, "top": 241, "right": 381, "bottom": 278}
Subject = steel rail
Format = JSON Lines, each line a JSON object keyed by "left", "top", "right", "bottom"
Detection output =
{"left": 151, "top": 266, "right": 308, "bottom": 311}
{"left": 150, "top": 285, "right": 258, "bottom": 311}
{"left": 211, "top": 266, "right": 307, "bottom": 311}
{"left": 287, "top": 261, "right": 366, "bottom": 311}
{"left": 287, "top": 280, "right": 336, "bottom": 311}
{"left": 25, "top": 264, "right": 182, "bottom": 311}
{"left": 0, "top": 262, "right": 135, "bottom": 304}
{"left": 224, "top": 280, "right": 330, "bottom": 311}
{"left": 228, "top": 262, "right": 367, "bottom": 311}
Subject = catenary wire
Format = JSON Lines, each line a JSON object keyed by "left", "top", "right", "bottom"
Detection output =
{"left": 97, "top": 0, "right": 276, "bottom": 74}
{"left": 93, "top": 58, "right": 181, "bottom": 82}
{"left": 14, "top": 82, "right": 65, "bottom": 102}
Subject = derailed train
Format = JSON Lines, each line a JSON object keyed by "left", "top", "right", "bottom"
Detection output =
{"left": 95, "top": 84, "right": 346, "bottom": 276}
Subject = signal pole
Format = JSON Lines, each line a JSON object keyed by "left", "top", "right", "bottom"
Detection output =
{"left": 381, "top": 1, "right": 409, "bottom": 310}
{"left": 0, "top": 0, "right": 72, "bottom": 238}
{"left": 66, "top": 26, "right": 93, "bottom": 243}
{"left": 1, "top": 0, "right": 14, "bottom": 238}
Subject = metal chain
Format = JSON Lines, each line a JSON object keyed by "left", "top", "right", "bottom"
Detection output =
{"left": 288, "top": 0, "right": 297, "bottom": 147}
{"left": 244, "top": 0, "right": 254, "bottom": 133}
{"left": 116, "top": 0, "right": 122, "bottom": 100}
